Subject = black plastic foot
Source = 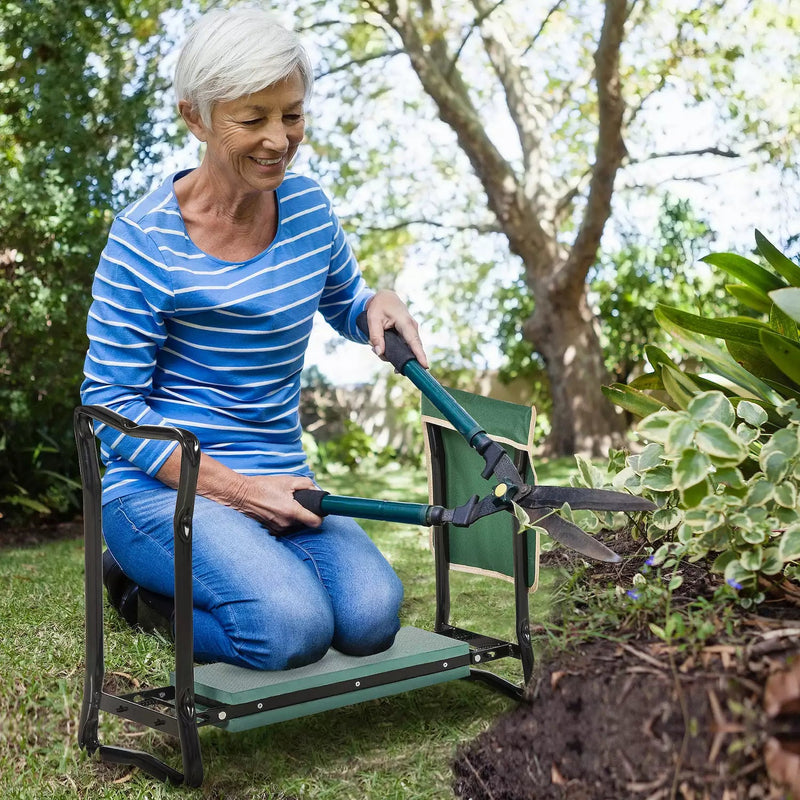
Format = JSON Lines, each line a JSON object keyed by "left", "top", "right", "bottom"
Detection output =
{"left": 99, "top": 745, "right": 185, "bottom": 785}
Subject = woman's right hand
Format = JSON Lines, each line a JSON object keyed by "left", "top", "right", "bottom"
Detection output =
{"left": 157, "top": 449, "right": 323, "bottom": 533}
{"left": 234, "top": 474, "right": 324, "bottom": 534}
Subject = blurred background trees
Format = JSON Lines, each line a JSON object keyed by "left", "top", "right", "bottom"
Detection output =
{"left": 2, "top": 0, "right": 799, "bottom": 527}
{"left": 0, "top": 0, "right": 174, "bottom": 521}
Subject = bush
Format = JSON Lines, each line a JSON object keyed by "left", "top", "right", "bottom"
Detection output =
{"left": 591, "top": 231, "right": 800, "bottom": 604}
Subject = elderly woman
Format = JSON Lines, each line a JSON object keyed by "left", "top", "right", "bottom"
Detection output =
{"left": 81, "top": 4, "right": 427, "bottom": 671}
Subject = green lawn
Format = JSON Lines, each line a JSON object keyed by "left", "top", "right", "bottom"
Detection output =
{"left": 0, "top": 459, "right": 578, "bottom": 800}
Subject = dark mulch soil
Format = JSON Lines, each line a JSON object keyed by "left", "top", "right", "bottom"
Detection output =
{"left": 453, "top": 531, "right": 800, "bottom": 800}
{"left": 0, "top": 519, "right": 83, "bottom": 548}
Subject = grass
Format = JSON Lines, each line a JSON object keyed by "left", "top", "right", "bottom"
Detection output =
{"left": 0, "top": 457, "right": 580, "bottom": 800}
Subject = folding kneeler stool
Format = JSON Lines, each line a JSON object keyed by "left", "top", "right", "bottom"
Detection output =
{"left": 73, "top": 390, "right": 540, "bottom": 786}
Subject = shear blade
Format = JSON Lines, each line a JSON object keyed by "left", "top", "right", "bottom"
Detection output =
{"left": 528, "top": 509, "right": 621, "bottom": 563}
{"left": 522, "top": 485, "right": 656, "bottom": 513}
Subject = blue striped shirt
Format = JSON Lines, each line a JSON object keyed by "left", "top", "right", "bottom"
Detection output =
{"left": 81, "top": 170, "right": 373, "bottom": 504}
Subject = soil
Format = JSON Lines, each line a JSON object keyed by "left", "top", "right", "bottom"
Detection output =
{"left": 452, "top": 531, "right": 800, "bottom": 800}
{"left": 5, "top": 521, "right": 799, "bottom": 799}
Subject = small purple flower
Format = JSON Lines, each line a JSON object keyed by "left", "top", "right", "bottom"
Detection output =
{"left": 726, "top": 578, "right": 743, "bottom": 591}
{"left": 626, "top": 589, "right": 640, "bottom": 600}
{"left": 645, "top": 555, "right": 657, "bottom": 566}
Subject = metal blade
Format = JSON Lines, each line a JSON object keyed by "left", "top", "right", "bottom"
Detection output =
{"left": 527, "top": 508, "right": 621, "bottom": 563}
{"left": 522, "top": 485, "right": 656, "bottom": 513}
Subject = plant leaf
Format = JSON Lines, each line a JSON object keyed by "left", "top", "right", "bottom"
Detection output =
{"left": 762, "top": 547, "right": 784, "bottom": 576}
{"left": 770, "top": 304, "right": 799, "bottom": 340}
{"left": 726, "top": 340, "right": 795, "bottom": 385}
{"left": 764, "top": 379, "right": 800, "bottom": 403}
{"left": 655, "top": 305, "right": 766, "bottom": 345}
{"left": 774, "top": 481, "right": 798, "bottom": 509}
{"left": 755, "top": 230, "right": 800, "bottom": 287}
{"left": 602, "top": 384, "right": 667, "bottom": 418}
{"left": 637, "top": 410, "right": 680, "bottom": 444}
{"left": 726, "top": 283, "right": 774, "bottom": 315}
{"left": 695, "top": 421, "right": 748, "bottom": 462}
{"left": 736, "top": 400, "right": 769, "bottom": 427}
{"left": 666, "top": 416, "right": 696, "bottom": 452}
{"left": 702, "top": 252, "right": 786, "bottom": 294}
{"left": 760, "top": 330, "right": 800, "bottom": 385}
{"left": 674, "top": 449, "right": 711, "bottom": 488}
{"left": 680, "top": 478, "right": 711, "bottom": 508}
{"left": 770, "top": 287, "right": 800, "bottom": 323}
{"left": 778, "top": 524, "right": 800, "bottom": 562}
{"left": 629, "top": 372, "right": 664, "bottom": 391}
{"left": 654, "top": 307, "right": 784, "bottom": 405}
{"left": 661, "top": 366, "right": 699, "bottom": 410}
{"left": 687, "top": 391, "right": 735, "bottom": 426}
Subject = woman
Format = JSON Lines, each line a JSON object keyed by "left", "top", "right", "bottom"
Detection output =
{"left": 81, "top": 4, "right": 427, "bottom": 671}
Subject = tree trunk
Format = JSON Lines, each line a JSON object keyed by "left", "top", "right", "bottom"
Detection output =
{"left": 374, "top": 0, "right": 629, "bottom": 457}
{"left": 524, "top": 282, "right": 626, "bottom": 457}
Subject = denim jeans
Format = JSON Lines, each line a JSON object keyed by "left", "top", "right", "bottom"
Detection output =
{"left": 102, "top": 488, "right": 403, "bottom": 670}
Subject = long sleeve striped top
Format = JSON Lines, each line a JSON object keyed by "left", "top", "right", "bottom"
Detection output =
{"left": 81, "top": 170, "right": 373, "bottom": 504}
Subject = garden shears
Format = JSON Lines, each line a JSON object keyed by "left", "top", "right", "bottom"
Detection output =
{"left": 294, "top": 314, "right": 655, "bottom": 563}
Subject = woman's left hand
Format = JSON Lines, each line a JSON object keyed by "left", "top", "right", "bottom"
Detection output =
{"left": 365, "top": 290, "right": 429, "bottom": 369}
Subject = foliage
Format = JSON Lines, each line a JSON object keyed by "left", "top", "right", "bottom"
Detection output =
{"left": 606, "top": 230, "right": 800, "bottom": 421}
{"left": 0, "top": 0, "right": 175, "bottom": 526}
{"left": 591, "top": 197, "right": 732, "bottom": 383}
{"left": 594, "top": 231, "right": 800, "bottom": 605}
{"left": 612, "top": 393, "right": 800, "bottom": 606}
{"left": 300, "top": 367, "right": 424, "bottom": 475}
{"left": 494, "top": 195, "right": 730, "bottom": 402}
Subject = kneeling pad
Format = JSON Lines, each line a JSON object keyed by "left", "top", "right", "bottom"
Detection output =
{"left": 189, "top": 626, "right": 470, "bottom": 732}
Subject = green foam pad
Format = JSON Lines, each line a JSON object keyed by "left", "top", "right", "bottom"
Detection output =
{"left": 190, "top": 626, "right": 470, "bottom": 732}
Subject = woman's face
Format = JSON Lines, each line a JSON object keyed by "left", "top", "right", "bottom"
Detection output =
{"left": 189, "top": 70, "right": 307, "bottom": 195}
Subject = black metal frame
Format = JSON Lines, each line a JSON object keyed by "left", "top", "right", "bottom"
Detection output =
{"left": 427, "top": 423, "right": 534, "bottom": 699}
{"left": 74, "top": 405, "right": 203, "bottom": 785}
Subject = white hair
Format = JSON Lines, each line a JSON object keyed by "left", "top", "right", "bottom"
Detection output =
{"left": 173, "top": 4, "right": 314, "bottom": 128}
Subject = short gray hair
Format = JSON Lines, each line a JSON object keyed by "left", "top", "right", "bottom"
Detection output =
{"left": 174, "top": 4, "right": 314, "bottom": 128}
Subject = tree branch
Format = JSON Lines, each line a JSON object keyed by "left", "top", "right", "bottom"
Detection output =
{"left": 315, "top": 49, "right": 403, "bottom": 80}
{"left": 631, "top": 146, "right": 741, "bottom": 162}
{"left": 470, "top": 0, "right": 546, "bottom": 179}
{"left": 348, "top": 218, "right": 502, "bottom": 235}
{"left": 562, "top": 0, "right": 627, "bottom": 293}
{"left": 448, "top": 0, "right": 506, "bottom": 77}
{"left": 374, "top": 3, "right": 528, "bottom": 235}
{"left": 297, "top": 18, "right": 385, "bottom": 33}
{"left": 521, "top": 0, "right": 567, "bottom": 58}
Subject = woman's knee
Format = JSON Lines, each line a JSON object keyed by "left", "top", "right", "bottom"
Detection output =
{"left": 333, "top": 569, "right": 404, "bottom": 656}
{"left": 225, "top": 592, "right": 336, "bottom": 670}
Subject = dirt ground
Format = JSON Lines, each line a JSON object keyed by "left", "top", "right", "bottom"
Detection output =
{"left": 452, "top": 533, "right": 800, "bottom": 800}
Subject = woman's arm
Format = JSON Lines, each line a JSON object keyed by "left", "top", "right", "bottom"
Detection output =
{"left": 155, "top": 449, "right": 323, "bottom": 532}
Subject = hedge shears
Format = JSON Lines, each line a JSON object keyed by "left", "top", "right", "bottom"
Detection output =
{"left": 294, "top": 314, "right": 655, "bottom": 562}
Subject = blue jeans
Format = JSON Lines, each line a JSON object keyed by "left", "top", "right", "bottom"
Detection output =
{"left": 102, "top": 488, "right": 403, "bottom": 670}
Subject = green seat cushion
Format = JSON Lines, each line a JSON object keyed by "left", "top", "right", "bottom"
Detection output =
{"left": 189, "top": 626, "right": 470, "bottom": 732}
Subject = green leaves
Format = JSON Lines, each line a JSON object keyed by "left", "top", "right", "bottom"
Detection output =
{"left": 779, "top": 525, "right": 800, "bottom": 563}
{"left": 701, "top": 251, "right": 785, "bottom": 295}
{"left": 760, "top": 330, "right": 800, "bottom": 385}
{"left": 770, "top": 287, "right": 800, "bottom": 321}
{"left": 756, "top": 230, "right": 800, "bottom": 286}
{"left": 618, "top": 388, "right": 800, "bottom": 600}
{"left": 0, "top": 0, "right": 172, "bottom": 523}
